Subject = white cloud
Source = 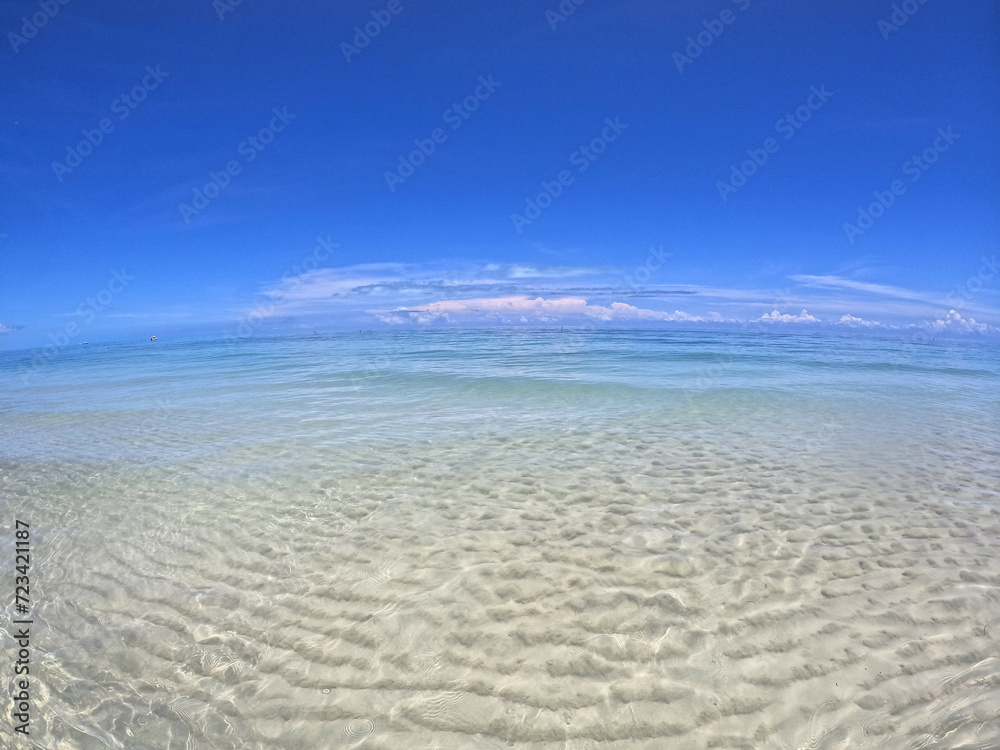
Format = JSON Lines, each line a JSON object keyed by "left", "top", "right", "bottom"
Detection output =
{"left": 0, "top": 323, "right": 11, "bottom": 333}
{"left": 369, "top": 295, "right": 705, "bottom": 325}
{"left": 759, "top": 309, "right": 820, "bottom": 323}
{"left": 918, "top": 309, "right": 995, "bottom": 334}
{"left": 838, "top": 313, "right": 886, "bottom": 328}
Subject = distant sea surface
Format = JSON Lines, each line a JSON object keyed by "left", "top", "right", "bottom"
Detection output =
{"left": 2, "top": 329, "right": 999, "bottom": 748}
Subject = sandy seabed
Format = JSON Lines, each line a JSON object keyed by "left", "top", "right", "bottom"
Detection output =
{"left": 4, "top": 410, "right": 999, "bottom": 750}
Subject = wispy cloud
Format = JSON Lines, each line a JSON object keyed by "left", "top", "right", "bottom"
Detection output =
{"left": 256, "top": 262, "right": 616, "bottom": 308}
{"left": 369, "top": 295, "right": 706, "bottom": 325}
{"left": 489, "top": 264, "right": 604, "bottom": 279}
{"left": 261, "top": 264, "right": 409, "bottom": 304}
{"left": 790, "top": 274, "right": 939, "bottom": 304}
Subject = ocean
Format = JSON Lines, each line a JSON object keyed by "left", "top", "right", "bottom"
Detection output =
{"left": 1, "top": 328, "right": 999, "bottom": 749}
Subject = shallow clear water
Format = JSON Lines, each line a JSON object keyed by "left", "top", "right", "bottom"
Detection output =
{"left": 1, "top": 329, "right": 999, "bottom": 748}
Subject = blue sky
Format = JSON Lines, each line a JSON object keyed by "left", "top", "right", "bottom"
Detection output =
{"left": 1, "top": 0, "right": 998, "bottom": 348}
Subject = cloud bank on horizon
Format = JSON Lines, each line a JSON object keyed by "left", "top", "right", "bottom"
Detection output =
{"left": 2, "top": 257, "right": 996, "bottom": 344}
{"left": 238, "top": 259, "right": 998, "bottom": 336}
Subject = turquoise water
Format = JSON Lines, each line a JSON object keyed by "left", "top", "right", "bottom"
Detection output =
{"left": 4, "top": 329, "right": 997, "bottom": 464}
{"left": 2, "top": 329, "right": 999, "bottom": 748}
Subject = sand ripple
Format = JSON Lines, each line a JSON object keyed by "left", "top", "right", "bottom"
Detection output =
{"left": 2, "top": 413, "right": 999, "bottom": 749}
